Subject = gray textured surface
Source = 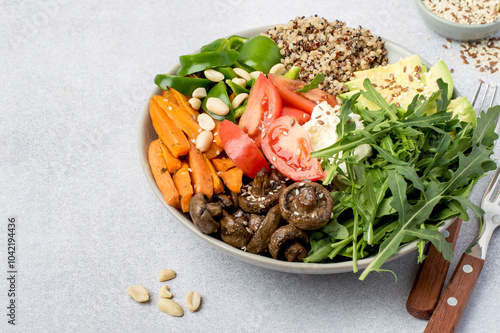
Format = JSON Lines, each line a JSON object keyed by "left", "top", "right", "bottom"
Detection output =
{"left": 1, "top": 1, "right": 499, "bottom": 332}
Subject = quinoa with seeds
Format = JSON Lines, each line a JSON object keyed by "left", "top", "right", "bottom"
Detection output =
{"left": 265, "top": 16, "right": 388, "bottom": 95}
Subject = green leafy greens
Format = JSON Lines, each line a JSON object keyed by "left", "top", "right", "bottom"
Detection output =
{"left": 307, "top": 78, "right": 500, "bottom": 280}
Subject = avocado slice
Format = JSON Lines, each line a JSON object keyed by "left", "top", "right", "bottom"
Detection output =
{"left": 341, "top": 55, "right": 454, "bottom": 112}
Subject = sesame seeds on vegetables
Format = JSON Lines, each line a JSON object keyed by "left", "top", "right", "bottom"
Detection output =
{"left": 422, "top": 0, "right": 500, "bottom": 25}
{"left": 265, "top": 16, "right": 388, "bottom": 96}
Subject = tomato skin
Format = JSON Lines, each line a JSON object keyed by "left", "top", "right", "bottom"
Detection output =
{"left": 268, "top": 74, "right": 337, "bottom": 115}
{"left": 261, "top": 116, "right": 324, "bottom": 182}
{"left": 219, "top": 120, "right": 270, "bottom": 178}
{"left": 238, "top": 73, "right": 282, "bottom": 147}
{"left": 281, "top": 106, "right": 311, "bottom": 125}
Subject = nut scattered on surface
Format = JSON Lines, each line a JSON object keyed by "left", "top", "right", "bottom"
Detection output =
{"left": 197, "top": 113, "right": 216, "bottom": 131}
{"left": 192, "top": 87, "right": 207, "bottom": 99}
{"left": 160, "top": 285, "right": 173, "bottom": 299}
{"left": 188, "top": 97, "right": 201, "bottom": 110}
{"left": 231, "top": 93, "right": 249, "bottom": 109}
{"left": 158, "top": 269, "right": 176, "bottom": 282}
{"left": 206, "top": 97, "right": 230, "bottom": 116}
{"left": 157, "top": 298, "right": 184, "bottom": 317}
{"left": 204, "top": 69, "right": 225, "bottom": 82}
{"left": 184, "top": 291, "right": 201, "bottom": 312}
{"left": 126, "top": 285, "right": 150, "bottom": 303}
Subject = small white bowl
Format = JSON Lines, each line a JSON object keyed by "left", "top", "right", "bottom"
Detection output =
{"left": 415, "top": 0, "right": 500, "bottom": 41}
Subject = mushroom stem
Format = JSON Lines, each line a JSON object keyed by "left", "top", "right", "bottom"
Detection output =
{"left": 293, "top": 187, "right": 317, "bottom": 212}
{"left": 284, "top": 242, "right": 308, "bottom": 262}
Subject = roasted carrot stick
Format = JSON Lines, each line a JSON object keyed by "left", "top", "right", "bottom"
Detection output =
{"left": 159, "top": 140, "right": 182, "bottom": 173}
{"left": 170, "top": 87, "right": 200, "bottom": 118}
{"left": 149, "top": 99, "right": 190, "bottom": 157}
{"left": 204, "top": 155, "right": 225, "bottom": 194}
{"left": 152, "top": 95, "right": 201, "bottom": 141}
{"left": 220, "top": 167, "right": 243, "bottom": 193}
{"left": 148, "top": 140, "right": 180, "bottom": 208}
{"left": 211, "top": 156, "right": 236, "bottom": 172}
{"left": 187, "top": 141, "right": 213, "bottom": 199}
{"left": 161, "top": 89, "right": 177, "bottom": 103}
{"left": 172, "top": 162, "right": 194, "bottom": 212}
{"left": 213, "top": 119, "right": 222, "bottom": 147}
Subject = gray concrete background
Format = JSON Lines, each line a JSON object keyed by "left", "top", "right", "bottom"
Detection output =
{"left": 1, "top": 0, "right": 499, "bottom": 332}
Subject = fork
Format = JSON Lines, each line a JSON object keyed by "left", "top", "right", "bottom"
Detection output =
{"left": 424, "top": 166, "right": 500, "bottom": 332}
{"left": 406, "top": 82, "right": 497, "bottom": 320}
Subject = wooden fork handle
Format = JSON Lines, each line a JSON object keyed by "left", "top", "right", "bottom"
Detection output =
{"left": 424, "top": 252, "right": 484, "bottom": 333}
{"left": 406, "top": 218, "right": 462, "bottom": 319}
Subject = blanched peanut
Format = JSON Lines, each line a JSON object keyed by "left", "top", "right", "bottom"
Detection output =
{"left": 204, "top": 69, "right": 224, "bottom": 82}
{"left": 206, "top": 97, "right": 229, "bottom": 116}
{"left": 184, "top": 291, "right": 201, "bottom": 312}
{"left": 233, "top": 68, "right": 251, "bottom": 81}
{"left": 231, "top": 77, "right": 246, "bottom": 87}
{"left": 196, "top": 131, "right": 214, "bottom": 152}
{"left": 160, "top": 285, "right": 173, "bottom": 299}
{"left": 158, "top": 298, "right": 184, "bottom": 317}
{"left": 269, "top": 63, "right": 287, "bottom": 75}
{"left": 189, "top": 97, "right": 201, "bottom": 110}
{"left": 197, "top": 113, "right": 216, "bottom": 131}
{"left": 249, "top": 71, "right": 263, "bottom": 79}
{"left": 192, "top": 87, "right": 207, "bottom": 99}
{"left": 231, "top": 93, "right": 249, "bottom": 109}
{"left": 126, "top": 285, "right": 149, "bottom": 303}
{"left": 158, "top": 269, "right": 176, "bottom": 282}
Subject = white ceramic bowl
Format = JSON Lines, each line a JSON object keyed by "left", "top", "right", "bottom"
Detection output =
{"left": 139, "top": 25, "right": 453, "bottom": 274}
{"left": 415, "top": 0, "right": 500, "bottom": 41}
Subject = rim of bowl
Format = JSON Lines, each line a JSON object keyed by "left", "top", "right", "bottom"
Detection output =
{"left": 415, "top": 0, "right": 500, "bottom": 30}
{"left": 138, "top": 25, "right": 455, "bottom": 274}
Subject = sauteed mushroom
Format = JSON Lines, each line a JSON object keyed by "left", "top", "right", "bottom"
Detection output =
{"left": 239, "top": 168, "right": 286, "bottom": 214}
{"left": 189, "top": 193, "right": 222, "bottom": 234}
{"left": 246, "top": 205, "right": 282, "bottom": 254}
{"left": 220, "top": 210, "right": 252, "bottom": 248}
{"left": 279, "top": 181, "right": 333, "bottom": 230}
{"left": 268, "top": 224, "right": 309, "bottom": 261}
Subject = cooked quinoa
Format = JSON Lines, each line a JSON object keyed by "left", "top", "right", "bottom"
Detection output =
{"left": 265, "top": 16, "right": 388, "bottom": 95}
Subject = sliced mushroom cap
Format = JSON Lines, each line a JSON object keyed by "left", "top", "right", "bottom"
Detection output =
{"left": 279, "top": 181, "right": 333, "bottom": 230}
{"left": 189, "top": 193, "right": 221, "bottom": 234}
{"left": 268, "top": 224, "right": 309, "bottom": 261}
{"left": 246, "top": 205, "right": 282, "bottom": 254}
{"left": 239, "top": 168, "right": 286, "bottom": 214}
{"left": 220, "top": 210, "right": 252, "bottom": 249}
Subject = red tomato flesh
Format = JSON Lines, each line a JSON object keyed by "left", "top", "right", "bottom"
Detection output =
{"left": 219, "top": 120, "right": 270, "bottom": 178}
{"left": 281, "top": 106, "right": 311, "bottom": 125}
{"left": 261, "top": 116, "right": 324, "bottom": 182}
{"left": 238, "top": 73, "right": 282, "bottom": 148}
{"left": 268, "top": 74, "right": 337, "bottom": 115}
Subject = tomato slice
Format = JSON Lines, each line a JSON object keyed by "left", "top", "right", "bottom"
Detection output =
{"left": 268, "top": 74, "right": 337, "bottom": 115}
{"left": 261, "top": 116, "right": 324, "bottom": 182}
{"left": 219, "top": 120, "right": 270, "bottom": 178}
{"left": 238, "top": 73, "right": 282, "bottom": 148}
{"left": 281, "top": 106, "right": 311, "bottom": 125}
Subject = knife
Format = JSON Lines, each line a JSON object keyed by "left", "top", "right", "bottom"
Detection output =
{"left": 406, "top": 217, "right": 462, "bottom": 319}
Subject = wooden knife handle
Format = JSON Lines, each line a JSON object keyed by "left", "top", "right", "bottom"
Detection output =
{"left": 424, "top": 252, "right": 484, "bottom": 333}
{"left": 406, "top": 218, "right": 462, "bottom": 319}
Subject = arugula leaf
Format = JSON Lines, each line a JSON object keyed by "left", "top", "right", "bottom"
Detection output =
{"left": 295, "top": 73, "right": 325, "bottom": 93}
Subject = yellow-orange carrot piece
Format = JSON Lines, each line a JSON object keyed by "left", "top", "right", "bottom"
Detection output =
{"left": 213, "top": 119, "right": 222, "bottom": 147}
{"left": 152, "top": 95, "right": 201, "bottom": 141}
{"left": 204, "top": 155, "right": 225, "bottom": 194}
{"left": 172, "top": 162, "right": 194, "bottom": 212}
{"left": 188, "top": 141, "right": 213, "bottom": 199}
{"left": 204, "top": 142, "right": 223, "bottom": 160}
{"left": 159, "top": 140, "right": 182, "bottom": 173}
{"left": 149, "top": 99, "right": 190, "bottom": 157}
{"left": 170, "top": 87, "right": 200, "bottom": 118}
{"left": 220, "top": 167, "right": 243, "bottom": 193}
{"left": 211, "top": 156, "right": 236, "bottom": 172}
{"left": 148, "top": 140, "right": 180, "bottom": 208}
{"left": 161, "top": 89, "right": 177, "bottom": 103}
